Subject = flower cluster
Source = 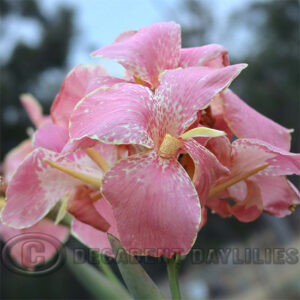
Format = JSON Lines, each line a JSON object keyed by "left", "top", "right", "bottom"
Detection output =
{"left": 1, "top": 22, "right": 300, "bottom": 267}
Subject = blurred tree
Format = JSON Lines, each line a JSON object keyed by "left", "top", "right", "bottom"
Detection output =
{"left": 0, "top": 0, "right": 74, "bottom": 159}
{"left": 229, "top": 0, "right": 300, "bottom": 154}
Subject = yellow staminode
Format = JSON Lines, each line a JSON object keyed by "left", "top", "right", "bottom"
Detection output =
{"left": 84, "top": 147, "right": 110, "bottom": 172}
{"left": 44, "top": 160, "right": 101, "bottom": 189}
{"left": 209, "top": 164, "right": 269, "bottom": 197}
{"left": 0, "top": 197, "right": 5, "bottom": 210}
{"left": 180, "top": 127, "right": 226, "bottom": 140}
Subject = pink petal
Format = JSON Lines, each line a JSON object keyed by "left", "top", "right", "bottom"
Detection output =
{"left": 231, "top": 139, "right": 300, "bottom": 177}
{"left": 2, "top": 148, "right": 100, "bottom": 228}
{"left": 206, "top": 190, "right": 232, "bottom": 218}
{"left": 102, "top": 151, "right": 200, "bottom": 257}
{"left": 182, "top": 139, "right": 230, "bottom": 204}
{"left": 72, "top": 198, "right": 119, "bottom": 257}
{"left": 91, "top": 22, "right": 181, "bottom": 88}
{"left": 33, "top": 123, "right": 69, "bottom": 153}
{"left": 205, "top": 136, "right": 232, "bottom": 169}
{"left": 221, "top": 89, "right": 292, "bottom": 151}
{"left": 3, "top": 139, "right": 33, "bottom": 182}
{"left": 230, "top": 180, "right": 263, "bottom": 222}
{"left": 153, "top": 64, "right": 247, "bottom": 143}
{"left": 253, "top": 175, "right": 300, "bottom": 217}
{"left": 51, "top": 64, "right": 122, "bottom": 128}
{"left": 180, "top": 44, "right": 229, "bottom": 68}
{"left": 67, "top": 186, "right": 110, "bottom": 232}
{"left": 0, "top": 219, "right": 68, "bottom": 270}
{"left": 20, "top": 94, "right": 47, "bottom": 128}
{"left": 70, "top": 83, "right": 154, "bottom": 148}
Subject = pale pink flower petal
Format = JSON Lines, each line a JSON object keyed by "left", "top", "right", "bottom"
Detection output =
{"left": 221, "top": 89, "right": 292, "bottom": 151}
{"left": 72, "top": 198, "right": 119, "bottom": 257}
{"left": 182, "top": 139, "right": 230, "bottom": 203}
{"left": 51, "top": 64, "right": 123, "bottom": 128}
{"left": 102, "top": 151, "right": 200, "bottom": 257}
{"left": 231, "top": 139, "right": 300, "bottom": 177}
{"left": 179, "top": 44, "right": 229, "bottom": 68}
{"left": 253, "top": 175, "right": 300, "bottom": 217}
{"left": 67, "top": 186, "right": 110, "bottom": 232}
{"left": 91, "top": 22, "right": 181, "bottom": 88}
{"left": 1, "top": 148, "right": 100, "bottom": 229}
{"left": 33, "top": 123, "right": 69, "bottom": 153}
{"left": 0, "top": 219, "right": 68, "bottom": 269}
{"left": 206, "top": 190, "right": 232, "bottom": 218}
{"left": 3, "top": 139, "right": 32, "bottom": 182}
{"left": 152, "top": 64, "right": 247, "bottom": 143}
{"left": 70, "top": 83, "right": 154, "bottom": 148}
{"left": 230, "top": 180, "right": 263, "bottom": 222}
{"left": 20, "top": 94, "right": 49, "bottom": 127}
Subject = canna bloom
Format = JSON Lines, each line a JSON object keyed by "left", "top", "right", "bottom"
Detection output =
{"left": 205, "top": 137, "right": 300, "bottom": 221}
{"left": 69, "top": 63, "right": 247, "bottom": 257}
{"left": 92, "top": 21, "right": 292, "bottom": 150}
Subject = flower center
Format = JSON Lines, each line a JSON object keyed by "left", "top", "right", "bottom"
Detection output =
{"left": 159, "top": 134, "right": 182, "bottom": 159}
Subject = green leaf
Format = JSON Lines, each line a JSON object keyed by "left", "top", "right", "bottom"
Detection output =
{"left": 65, "top": 248, "right": 132, "bottom": 300}
{"left": 108, "top": 234, "right": 166, "bottom": 300}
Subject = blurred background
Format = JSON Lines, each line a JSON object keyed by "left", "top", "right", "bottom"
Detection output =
{"left": 0, "top": 0, "right": 299, "bottom": 299}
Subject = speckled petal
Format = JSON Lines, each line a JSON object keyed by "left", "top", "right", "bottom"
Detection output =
{"left": 221, "top": 89, "right": 292, "bottom": 151}
{"left": 1, "top": 148, "right": 100, "bottom": 229}
{"left": 102, "top": 151, "right": 200, "bottom": 257}
{"left": 70, "top": 83, "right": 154, "bottom": 148}
{"left": 91, "top": 22, "right": 181, "bottom": 88}
{"left": 51, "top": 64, "right": 123, "bottom": 128}
{"left": 72, "top": 198, "right": 119, "bottom": 257}
{"left": 180, "top": 44, "right": 229, "bottom": 68}
{"left": 33, "top": 123, "right": 69, "bottom": 153}
{"left": 0, "top": 219, "right": 68, "bottom": 270}
{"left": 152, "top": 64, "right": 247, "bottom": 143}
{"left": 231, "top": 139, "right": 300, "bottom": 177}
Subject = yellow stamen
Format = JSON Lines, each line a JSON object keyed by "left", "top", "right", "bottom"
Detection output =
{"left": 209, "top": 164, "right": 269, "bottom": 197}
{"left": 159, "top": 134, "right": 182, "bottom": 159}
{"left": 134, "top": 76, "right": 145, "bottom": 85}
{"left": 44, "top": 160, "right": 101, "bottom": 189}
{"left": 91, "top": 192, "right": 103, "bottom": 202}
{"left": 288, "top": 204, "right": 297, "bottom": 213}
{"left": 84, "top": 148, "right": 110, "bottom": 172}
{"left": 55, "top": 195, "right": 69, "bottom": 225}
{"left": 0, "top": 197, "right": 5, "bottom": 209}
{"left": 180, "top": 127, "right": 226, "bottom": 140}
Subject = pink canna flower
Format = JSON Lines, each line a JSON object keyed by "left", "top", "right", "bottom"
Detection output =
{"left": 92, "top": 21, "right": 292, "bottom": 151}
{"left": 69, "top": 63, "right": 247, "bottom": 257}
{"left": 205, "top": 137, "right": 300, "bottom": 222}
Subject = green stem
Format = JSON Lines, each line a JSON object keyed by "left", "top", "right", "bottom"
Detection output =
{"left": 93, "top": 251, "right": 121, "bottom": 285}
{"left": 166, "top": 255, "right": 182, "bottom": 300}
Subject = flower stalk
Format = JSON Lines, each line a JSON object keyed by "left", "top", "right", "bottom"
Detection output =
{"left": 166, "top": 255, "right": 182, "bottom": 300}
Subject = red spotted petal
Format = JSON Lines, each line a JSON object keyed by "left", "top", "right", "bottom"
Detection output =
{"left": 70, "top": 83, "right": 154, "bottom": 148}
{"left": 51, "top": 64, "right": 123, "bottom": 128}
{"left": 1, "top": 148, "right": 100, "bottom": 229}
{"left": 102, "top": 151, "right": 200, "bottom": 257}
{"left": 0, "top": 219, "right": 68, "bottom": 269}
{"left": 72, "top": 198, "right": 119, "bottom": 257}
{"left": 180, "top": 44, "right": 229, "bottom": 68}
{"left": 91, "top": 22, "right": 181, "bottom": 88}
{"left": 221, "top": 89, "right": 292, "bottom": 151}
